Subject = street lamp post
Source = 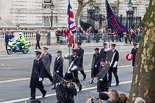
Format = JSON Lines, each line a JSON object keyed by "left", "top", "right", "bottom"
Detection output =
{"left": 50, "top": 2, "right": 54, "bottom": 29}
{"left": 126, "top": 0, "right": 134, "bottom": 29}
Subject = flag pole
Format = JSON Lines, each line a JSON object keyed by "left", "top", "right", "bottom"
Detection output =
{"left": 68, "top": 0, "right": 71, "bottom": 67}
{"left": 105, "top": 0, "right": 110, "bottom": 48}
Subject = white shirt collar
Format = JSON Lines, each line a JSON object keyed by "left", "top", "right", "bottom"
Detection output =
{"left": 102, "top": 64, "right": 105, "bottom": 66}
{"left": 44, "top": 52, "right": 48, "bottom": 55}
{"left": 57, "top": 56, "right": 60, "bottom": 60}
{"left": 36, "top": 57, "right": 41, "bottom": 61}
{"left": 113, "top": 49, "right": 115, "bottom": 52}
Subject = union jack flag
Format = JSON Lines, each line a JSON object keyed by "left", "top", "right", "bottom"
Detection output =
{"left": 66, "top": 0, "right": 76, "bottom": 48}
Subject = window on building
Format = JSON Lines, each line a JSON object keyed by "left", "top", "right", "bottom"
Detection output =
{"left": 44, "top": 0, "right": 51, "bottom": 3}
{"left": 124, "top": 0, "right": 129, "bottom": 2}
{"left": 111, "top": 7, "right": 117, "bottom": 16}
{"left": 43, "top": 16, "right": 51, "bottom": 26}
{"left": 133, "top": 7, "right": 137, "bottom": 17}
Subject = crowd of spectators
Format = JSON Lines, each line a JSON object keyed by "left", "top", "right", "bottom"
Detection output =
{"left": 55, "top": 26, "right": 142, "bottom": 45}
{"left": 86, "top": 89, "right": 146, "bottom": 103}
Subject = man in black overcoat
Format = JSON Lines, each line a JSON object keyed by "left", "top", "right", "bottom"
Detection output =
{"left": 90, "top": 48, "right": 101, "bottom": 84}
{"left": 100, "top": 43, "right": 108, "bottom": 60}
{"left": 29, "top": 51, "right": 47, "bottom": 100}
{"left": 35, "top": 31, "right": 41, "bottom": 49}
{"left": 5, "top": 33, "right": 10, "bottom": 50}
{"left": 131, "top": 43, "right": 138, "bottom": 67}
{"left": 53, "top": 50, "right": 63, "bottom": 89}
{"left": 77, "top": 42, "right": 86, "bottom": 80}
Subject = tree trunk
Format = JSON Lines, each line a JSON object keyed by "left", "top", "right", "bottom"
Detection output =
{"left": 75, "top": 4, "right": 83, "bottom": 27}
{"left": 75, "top": 0, "right": 89, "bottom": 27}
{"left": 129, "top": 0, "right": 155, "bottom": 102}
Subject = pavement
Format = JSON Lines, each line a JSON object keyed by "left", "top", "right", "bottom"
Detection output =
{"left": 0, "top": 43, "right": 134, "bottom": 103}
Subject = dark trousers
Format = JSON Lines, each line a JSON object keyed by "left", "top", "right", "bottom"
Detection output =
{"left": 72, "top": 70, "right": 80, "bottom": 83}
{"left": 47, "top": 38, "right": 50, "bottom": 46}
{"left": 44, "top": 71, "right": 53, "bottom": 83}
{"left": 108, "top": 67, "right": 119, "bottom": 84}
{"left": 36, "top": 41, "right": 41, "bottom": 49}
{"left": 79, "top": 67, "right": 86, "bottom": 77}
{"left": 31, "top": 86, "right": 46, "bottom": 98}
{"left": 5, "top": 42, "right": 8, "bottom": 50}
{"left": 80, "top": 70, "right": 86, "bottom": 76}
{"left": 19, "top": 43, "right": 24, "bottom": 50}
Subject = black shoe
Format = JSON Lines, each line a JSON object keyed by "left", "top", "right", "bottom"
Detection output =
{"left": 39, "top": 48, "right": 41, "bottom": 49}
{"left": 83, "top": 75, "right": 86, "bottom": 80}
{"left": 116, "top": 82, "right": 119, "bottom": 86}
{"left": 79, "top": 84, "right": 82, "bottom": 92}
{"left": 42, "top": 91, "right": 47, "bottom": 98}
{"left": 29, "top": 97, "right": 35, "bottom": 100}
{"left": 52, "top": 87, "right": 56, "bottom": 90}
{"left": 90, "top": 80, "right": 94, "bottom": 84}
{"left": 108, "top": 83, "right": 111, "bottom": 87}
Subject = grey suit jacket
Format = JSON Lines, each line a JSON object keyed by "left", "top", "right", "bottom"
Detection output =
{"left": 41, "top": 52, "right": 52, "bottom": 75}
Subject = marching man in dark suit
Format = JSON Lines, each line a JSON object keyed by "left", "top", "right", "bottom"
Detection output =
{"left": 100, "top": 43, "right": 108, "bottom": 60}
{"left": 97, "top": 59, "right": 109, "bottom": 93}
{"left": 90, "top": 48, "right": 101, "bottom": 84}
{"left": 53, "top": 50, "right": 63, "bottom": 89}
{"left": 35, "top": 31, "right": 41, "bottom": 49}
{"left": 5, "top": 33, "right": 10, "bottom": 50}
{"left": 131, "top": 43, "right": 138, "bottom": 67}
{"left": 77, "top": 42, "right": 86, "bottom": 80}
{"left": 108, "top": 44, "right": 119, "bottom": 86}
{"left": 69, "top": 49, "right": 82, "bottom": 91}
{"left": 41, "top": 47, "right": 53, "bottom": 84}
{"left": 29, "top": 51, "right": 47, "bottom": 100}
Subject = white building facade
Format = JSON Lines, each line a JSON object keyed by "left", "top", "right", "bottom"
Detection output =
{"left": 0, "top": 0, "right": 149, "bottom": 29}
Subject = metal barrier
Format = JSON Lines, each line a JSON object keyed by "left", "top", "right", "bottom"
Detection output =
{"left": 76, "top": 33, "right": 120, "bottom": 43}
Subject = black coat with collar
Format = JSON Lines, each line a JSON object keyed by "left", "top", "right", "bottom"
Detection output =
{"left": 91, "top": 53, "right": 101, "bottom": 77}
{"left": 53, "top": 56, "right": 63, "bottom": 77}
{"left": 36, "top": 33, "right": 41, "bottom": 41}
{"left": 97, "top": 64, "right": 109, "bottom": 92}
{"left": 110, "top": 49, "right": 119, "bottom": 67}
{"left": 131, "top": 48, "right": 138, "bottom": 66}
{"left": 30, "top": 59, "right": 45, "bottom": 88}
{"left": 77, "top": 48, "right": 84, "bottom": 67}
{"left": 56, "top": 80, "right": 77, "bottom": 103}
{"left": 100, "top": 48, "right": 107, "bottom": 60}
{"left": 70, "top": 55, "right": 80, "bottom": 67}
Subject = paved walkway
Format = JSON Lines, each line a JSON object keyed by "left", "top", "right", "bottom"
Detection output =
{"left": 0, "top": 42, "right": 131, "bottom": 52}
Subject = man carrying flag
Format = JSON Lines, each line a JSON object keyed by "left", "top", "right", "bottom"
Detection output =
{"left": 65, "top": 0, "right": 82, "bottom": 92}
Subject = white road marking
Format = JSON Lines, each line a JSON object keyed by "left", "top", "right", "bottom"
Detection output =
{"left": 0, "top": 78, "right": 30, "bottom": 84}
{"left": 0, "top": 55, "right": 35, "bottom": 60}
{"left": 0, "top": 65, "right": 132, "bottom": 84}
{"left": 0, "top": 49, "right": 130, "bottom": 60}
{"left": 1, "top": 80, "right": 132, "bottom": 103}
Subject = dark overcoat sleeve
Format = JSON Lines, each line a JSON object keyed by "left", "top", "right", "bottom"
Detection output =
{"left": 39, "top": 60, "right": 45, "bottom": 79}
